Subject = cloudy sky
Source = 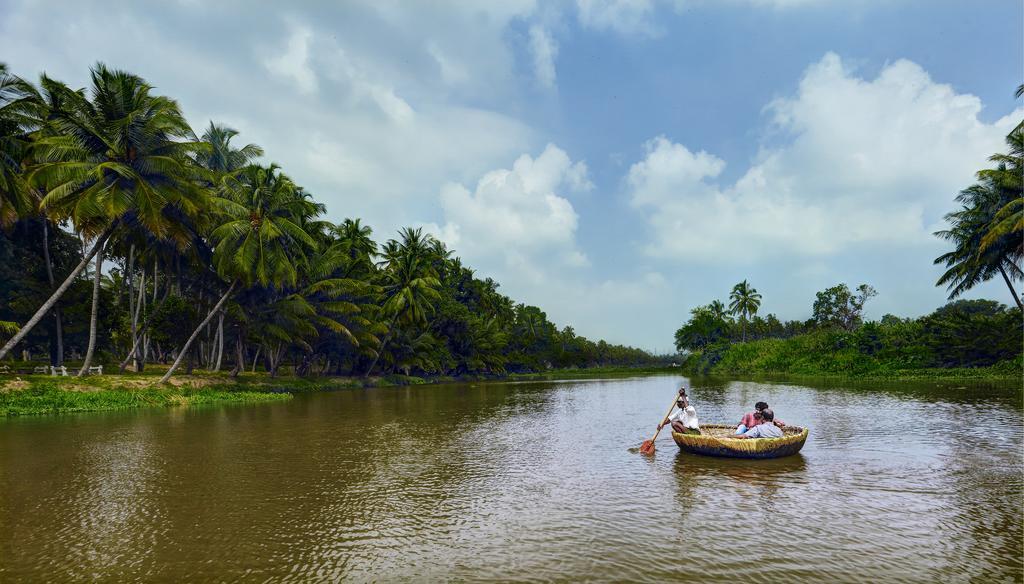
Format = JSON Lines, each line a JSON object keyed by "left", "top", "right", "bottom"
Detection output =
{"left": 2, "top": 0, "right": 1021, "bottom": 351}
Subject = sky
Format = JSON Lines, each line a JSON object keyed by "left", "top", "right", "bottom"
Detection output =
{"left": 2, "top": 0, "right": 1021, "bottom": 352}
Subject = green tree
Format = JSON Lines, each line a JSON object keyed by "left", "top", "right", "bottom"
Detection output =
{"left": 364, "top": 227, "right": 441, "bottom": 377}
{"left": 935, "top": 105, "right": 1023, "bottom": 309}
{"left": 935, "top": 179, "right": 1023, "bottom": 309}
{"left": 196, "top": 122, "right": 263, "bottom": 175}
{"left": 0, "top": 64, "right": 206, "bottom": 365}
{"left": 812, "top": 283, "right": 877, "bottom": 330}
{"left": 674, "top": 304, "right": 731, "bottom": 351}
{"left": 921, "top": 299, "right": 1022, "bottom": 367}
{"left": 159, "top": 163, "right": 315, "bottom": 382}
{"left": 728, "top": 280, "right": 762, "bottom": 341}
{"left": 0, "top": 63, "right": 39, "bottom": 226}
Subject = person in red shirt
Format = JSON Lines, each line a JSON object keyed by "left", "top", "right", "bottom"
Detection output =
{"left": 736, "top": 401, "right": 785, "bottom": 434}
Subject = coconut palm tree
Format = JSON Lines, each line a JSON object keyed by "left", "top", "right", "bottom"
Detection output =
{"left": 708, "top": 300, "right": 730, "bottom": 321}
{"left": 0, "top": 64, "right": 207, "bottom": 363}
{"left": 159, "top": 163, "right": 316, "bottom": 382}
{"left": 978, "top": 126, "right": 1023, "bottom": 257}
{"left": 4, "top": 72, "right": 79, "bottom": 365}
{"left": 0, "top": 63, "right": 39, "bottom": 227}
{"left": 363, "top": 227, "right": 441, "bottom": 377}
{"left": 728, "top": 280, "right": 762, "bottom": 342}
{"left": 935, "top": 181, "right": 1023, "bottom": 309}
{"left": 196, "top": 122, "right": 263, "bottom": 175}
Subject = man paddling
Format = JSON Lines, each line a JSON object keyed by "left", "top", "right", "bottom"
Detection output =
{"left": 659, "top": 389, "right": 700, "bottom": 435}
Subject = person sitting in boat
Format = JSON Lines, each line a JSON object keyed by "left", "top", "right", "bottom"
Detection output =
{"left": 733, "top": 408, "right": 784, "bottom": 439}
{"left": 659, "top": 394, "right": 700, "bottom": 435}
{"left": 736, "top": 401, "right": 786, "bottom": 434}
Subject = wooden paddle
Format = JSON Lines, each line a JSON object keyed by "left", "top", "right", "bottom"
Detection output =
{"left": 639, "top": 394, "right": 680, "bottom": 455}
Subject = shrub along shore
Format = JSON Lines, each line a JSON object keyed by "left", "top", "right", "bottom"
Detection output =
{"left": 0, "top": 365, "right": 689, "bottom": 416}
{"left": 680, "top": 328, "right": 1022, "bottom": 381}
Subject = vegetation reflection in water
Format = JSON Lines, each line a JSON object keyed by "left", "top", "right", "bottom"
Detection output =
{"left": 0, "top": 374, "right": 1020, "bottom": 582}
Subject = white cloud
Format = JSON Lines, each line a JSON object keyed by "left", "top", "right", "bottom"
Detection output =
{"left": 528, "top": 25, "right": 559, "bottom": 89}
{"left": 263, "top": 24, "right": 317, "bottom": 95}
{"left": 426, "top": 41, "right": 470, "bottom": 87}
{"left": 433, "top": 144, "right": 591, "bottom": 276}
{"left": 575, "top": 0, "right": 658, "bottom": 36}
{"left": 628, "top": 52, "right": 1023, "bottom": 262}
{"left": 320, "top": 41, "right": 414, "bottom": 124}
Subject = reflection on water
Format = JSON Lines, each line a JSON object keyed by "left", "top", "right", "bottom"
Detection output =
{"left": 0, "top": 375, "right": 1020, "bottom": 582}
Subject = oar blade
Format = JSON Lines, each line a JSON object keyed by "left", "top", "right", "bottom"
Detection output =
{"left": 639, "top": 439, "right": 655, "bottom": 455}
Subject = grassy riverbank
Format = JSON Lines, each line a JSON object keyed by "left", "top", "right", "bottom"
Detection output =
{"left": 0, "top": 365, "right": 683, "bottom": 416}
{"left": 681, "top": 329, "right": 1023, "bottom": 381}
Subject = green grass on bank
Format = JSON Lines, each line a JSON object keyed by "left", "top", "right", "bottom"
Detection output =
{"left": 681, "top": 330, "right": 1023, "bottom": 381}
{"left": 0, "top": 380, "right": 292, "bottom": 416}
{"left": 0, "top": 365, "right": 680, "bottom": 417}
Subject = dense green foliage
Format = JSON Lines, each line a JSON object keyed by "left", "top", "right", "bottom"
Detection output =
{"left": 0, "top": 63, "right": 663, "bottom": 380}
{"left": 684, "top": 300, "right": 1021, "bottom": 377}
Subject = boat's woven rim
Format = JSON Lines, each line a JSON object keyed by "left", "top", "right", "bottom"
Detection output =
{"left": 672, "top": 423, "right": 809, "bottom": 453}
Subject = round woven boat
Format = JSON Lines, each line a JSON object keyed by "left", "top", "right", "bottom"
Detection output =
{"left": 672, "top": 424, "right": 809, "bottom": 459}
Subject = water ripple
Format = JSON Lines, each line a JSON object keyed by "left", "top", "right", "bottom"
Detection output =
{"left": 0, "top": 377, "right": 1020, "bottom": 582}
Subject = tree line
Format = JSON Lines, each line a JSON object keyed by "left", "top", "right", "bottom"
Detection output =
{"left": 678, "top": 278, "right": 1020, "bottom": 372}
{"left": 0, "top": 63, "right": 664, "bottom": 380}
{"left": 675, "top": 280, "right": 882, "bottom": 352}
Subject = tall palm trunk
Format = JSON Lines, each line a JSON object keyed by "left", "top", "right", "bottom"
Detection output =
{"left": 131, "top": 270, "right": 146, "bottom": 356}
{"left": 159, "top": 281, "right": 237, "bottom": 383}
{"left": 230, "top": 334, "right": 245, "bottom": 378}
{"left": 41, "top": 220, "right": 64, "bottom": 366}
{"left": 213, "top": 311, "right": 225, "bottom": 372}
{"left": 142, "top": 259, "right": 158, "bottom": 370}
{"left": 0, "top": 225, "right": 114, "bottom": 361}
{"left": 118, "top": 289, "right": 169, "bottom": 373}
{"left": 77, "top": 239, "right": 106, "bottom": 376}
{"left": 998, "top": 263, "right": 1023, "bottom": 310}
{"left": 364, "top": 314, "right": 399, "bottom": 378}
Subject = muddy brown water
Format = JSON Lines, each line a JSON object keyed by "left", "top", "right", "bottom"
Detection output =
{"left": 1, "top": 375, "right": 1021, "bottom": 582}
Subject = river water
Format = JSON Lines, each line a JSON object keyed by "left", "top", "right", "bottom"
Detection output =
{"left": 1, "top": 375, "right": 1021, "bottom": 582}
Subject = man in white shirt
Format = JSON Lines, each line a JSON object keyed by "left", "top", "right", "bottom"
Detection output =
{"left": 659, "top": 391, "right": 700, "bottom": 435}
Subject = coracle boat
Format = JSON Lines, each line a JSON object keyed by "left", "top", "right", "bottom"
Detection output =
{"left": 672, "top": 424, "right": 809, "bottom": 459}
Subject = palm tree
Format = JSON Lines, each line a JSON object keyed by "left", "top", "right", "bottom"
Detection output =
{"left": 935, "top": 181, "right": 1023, "bottom": 309}
{"left": 934, "top": 92, "right": 1022, "bottom": 309}
{"left": 4, "top": 72, "right": 76, "bottom": 365}
{"left": 196, "top": 122, "right": 263, "bottom": 175}
{"left": 0, "top": 64, "right": 207, "bottom": 363}
{"left": 159, "top": 163, "right": 316, "bottom": 382}
{"left": 0, "top": 63, "right": 39, "bottom": 227}
{"left": 363, "top": 227, "right": 441, "bottom": 377}
{"left": 728, "top": 280, "right": 762, "bottom": 342}
{"left": 979, "top": 126, "right": 1023, "bottom": 257}
{"left": 708, "top": 300, "right": 730, "bottom": 321}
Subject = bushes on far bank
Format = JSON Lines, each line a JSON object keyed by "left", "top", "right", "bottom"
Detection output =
{"left": 683, "top": 299, "right": 1023, "bottom": 378}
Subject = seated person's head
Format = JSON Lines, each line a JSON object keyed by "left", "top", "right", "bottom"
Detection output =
{"left": 755, "top": 401, "right": 768, "bottom": 411}
{"left": 752, "top": 411, "right": 763, "bottom": 423}
{"left": 676, "top": 397, "right": 686, "bottom": 408}
{"left": 761, "top": 408, "right": 775, "bottom": 422}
